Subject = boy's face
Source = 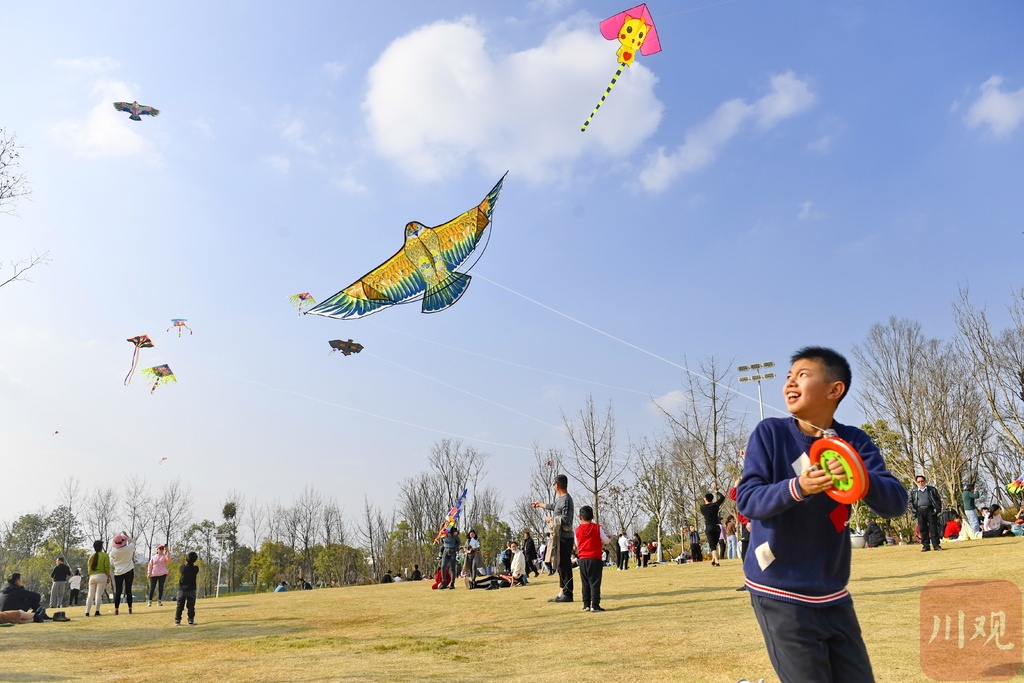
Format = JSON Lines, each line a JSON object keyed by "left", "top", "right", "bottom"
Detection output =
{"left": 784, "top": 358, "right": 844, "bottom": 418}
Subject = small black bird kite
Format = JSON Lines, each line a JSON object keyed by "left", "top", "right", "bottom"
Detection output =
{"left": 329, "top": 339, "right": 364, "bottom": 356}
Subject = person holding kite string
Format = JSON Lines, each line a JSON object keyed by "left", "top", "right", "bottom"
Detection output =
{"left": 531, "top": 474, "right": 575, "bottom": 603}
{"left": 736, "top": 347, "right": 907, "bottom": 683}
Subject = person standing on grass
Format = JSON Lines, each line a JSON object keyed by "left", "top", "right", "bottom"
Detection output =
{"left": 725, "top": 517, "right": 738, "bottom": 560}
{"left": 700, "top": 490, "right": 726, "bottom": 567}
{"left": 575, "top": 506, "right": 609, "bottom": 612}
{"left": 522, "top": 532, "right": 539, "bottom": 578}
{"left": 50, "top": 557, "right": 71, "bottom": 608}
{"left": 962, "top": 483, "right": 981, "bottom": 534}
{"left": 85, "top": 540, "right": 113, "bottom": 617}
{"left": 736, "top": 346, "right": 907, "bottom": 683}
{"left": 440, "top": 526, "right": 460, "bottom": 590}
{"left": 109, "top": 531, "right": 137, "bottom": 615}
{"left": 616, "top": 533, "right": 629, "bottom": 570}
{"left": 175, "top": 551, "right": 200, "bottom": 626}
{"left": 147, "top": 544, "right": 171, "bottom": 606}
{"left": 68, "top": 569, "right": 82, "bottom": 606}
{"left": 531, "top": 474, "right": 575, "bottom": 603}
{"left": 910, "top": 475, "right": 943, "bottom": 552}
{"left": 687, "top": 525, "right": 703, "bottom": 562}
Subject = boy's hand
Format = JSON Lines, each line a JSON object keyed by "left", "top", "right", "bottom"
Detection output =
{"left": 799, "top": 466, "right": 834, "bottom": 497}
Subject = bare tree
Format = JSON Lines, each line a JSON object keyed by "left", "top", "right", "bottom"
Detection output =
{"left": 321, "top": 498, "right": 346, "bottom": 547}
{"left": 0, "top": 128, "right": 31, "bottom": 213}
{"left": 359, "top": 496, "right": 391, "bottom": 580}
{"left": 121, "top": 475, "right": 151, "bottom": 539}
{"left": 155, "top": 479, "right": 193, "bottom": 549}
{"left": 83, "top": 486, "right": 119, "bottom": 545}
{"left": 244, "top": 499, "right": 268, "bottom": 551}
{"left": 854, "top": 316, "right": 990, "bottom": 502}
{"left": 295, "top": 486, "right": 323, "bottom": 578}
{"left": 428, "top": 439, "right": 488, "bottom": 530}
{"left": 1, "top": 128, "right": 48, "bottom": 290}
{"left": 562, "top": 395, "right": 627, "bottom": 525}
{"left": 955, "top": 289, "right": 1024, "bottom": 465}
{"left": 633, "top": 437, "right": 674, "bottom": 560}
{"left": 397, "top": 471, "right": 443, "bottom": 566}
{"left": 657, "top": 357, "right": 745, "bottom": 501}
{"left": 602, "top": 478, "right": 640, "bottom": 538}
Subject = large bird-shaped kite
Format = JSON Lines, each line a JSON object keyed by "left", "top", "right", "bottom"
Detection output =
{"left": 113, "top": 101, "right": 161, "bottom": 121}
{"left": 305, "top": 174, "right": 507, "bottom": 320}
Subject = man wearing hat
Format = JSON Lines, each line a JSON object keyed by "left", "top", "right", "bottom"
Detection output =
{"left": 962, "top": 482, "right": 980, "bottom": 533}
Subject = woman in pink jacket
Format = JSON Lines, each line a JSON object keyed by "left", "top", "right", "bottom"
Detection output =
{"left": 147, "top": 545, "right": 171, "bottom": 607}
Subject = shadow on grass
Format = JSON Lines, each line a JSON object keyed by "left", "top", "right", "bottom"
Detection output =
{"left": 0, "top": 673, "right": 73, "bottom": 682}
{"left": 854, "top": 569, "right": 946, "bottom": 583}
{"left": 611, "top": 586, "right": 734, "bottom": 601}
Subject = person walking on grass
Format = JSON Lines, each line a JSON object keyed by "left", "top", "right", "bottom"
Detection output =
{"left": 575, "top": 505, "right": 609, "bottom": 612}
{"left": 109, "top": 531, "right": 137, "bottom": 615}
{"left": 531, "top": 474, "right": 575, "bottom": 603}
{"left": 736, "top": 346, "right": 907, "bottom": 683}
{"left": 85, "top": 540, "right": 113, "bottom": 617}
{"left": 147, "top": 544, "right": 171, "bottom": 606}
{"left": 910, "top": 475, "right": 943, "bottom": 552}
{"left": 175, "top": 551, "right": 200, "bottom": 626}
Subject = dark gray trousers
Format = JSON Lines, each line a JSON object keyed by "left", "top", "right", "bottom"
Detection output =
{"left": 750, "top": 594, "right": 874, "bottom": 683}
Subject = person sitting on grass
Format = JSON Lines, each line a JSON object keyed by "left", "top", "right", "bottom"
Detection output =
{"left": 736, "top": 347, "right": 908, "bottom": 683}
{"left": 943, "top": 513, "right": 962, "bottom": 540}
{"left": 981, "top": 505, "right": 1015, "bottom": 537}
{"left": 509, "top": 542, "right": 528, "bottom": 586}
{"left": 274, "top": 581, "right": 288, "bottom": 593}
{"left": 0, "top": 574, "right": 46, "bottom": 621}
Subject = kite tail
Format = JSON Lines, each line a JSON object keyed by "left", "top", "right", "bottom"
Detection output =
{"left": 150, "top": 379, "right": 159, "bottom": 394}
{"left": 124, "top": 347, "right": 141, "bottom": 386}
{"left": 581, "top": 63, "right": 626, "bottom": 132}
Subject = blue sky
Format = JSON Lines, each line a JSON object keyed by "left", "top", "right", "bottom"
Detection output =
{"left": 2, "top": 1, "right": 1022, "bottom": 525}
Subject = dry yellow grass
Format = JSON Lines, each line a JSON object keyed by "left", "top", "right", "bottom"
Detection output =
{"left": 2, "top": 538, "right": 1021, "bottom": 682}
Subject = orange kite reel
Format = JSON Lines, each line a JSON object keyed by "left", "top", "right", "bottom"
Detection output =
{"left": 808, "top": 431, "right": 870, "bottom": 504}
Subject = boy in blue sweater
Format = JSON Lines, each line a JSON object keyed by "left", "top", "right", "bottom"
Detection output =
{"left": 736, "top": 347, "right": 907, "bottom": 683}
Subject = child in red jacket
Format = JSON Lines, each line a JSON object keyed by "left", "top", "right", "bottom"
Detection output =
{"left": 575, "top": 505, "right": 610, "bottom": 612}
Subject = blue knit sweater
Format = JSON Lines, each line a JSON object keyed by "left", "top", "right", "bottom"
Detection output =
{"left": 736, "top": 417, "right": 907, "bottom": 607}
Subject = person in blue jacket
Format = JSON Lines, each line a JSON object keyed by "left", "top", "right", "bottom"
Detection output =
{"left": 736, "top": 346, "right": 907, "bottom": 683}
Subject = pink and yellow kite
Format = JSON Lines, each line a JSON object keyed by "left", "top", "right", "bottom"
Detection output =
{"left": 581, "top": 3, "right": 662, "bottom": 132}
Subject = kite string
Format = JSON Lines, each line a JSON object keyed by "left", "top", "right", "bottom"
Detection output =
{"left": 476, "top": 274, "right": 828, "bottom": 435}
{"left": 194, "top": 368, "right": 534, "bottom": 452}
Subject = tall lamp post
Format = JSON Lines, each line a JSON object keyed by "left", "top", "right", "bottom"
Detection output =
{"left": 738, "top": 361, "right": 777, "bottom": 421}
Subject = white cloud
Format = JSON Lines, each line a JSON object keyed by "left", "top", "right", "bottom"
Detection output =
{"left": 332, "top": 165, "right": 367, "bottom": 194}
{"left": 638, "top": 71, "right": 816, "bottom": 192}
{"left": 192, "top": 118, "right": 215, "bottom": 139}
{"left": 54, "top": 57, "right": 120, "bottom": 71}
{"left": 263, "top": 155, "right": 291, "bottom": 174}
{"left": 648, "top": 389, "right": 691, "bottom": 415}
{"left": 964, "top": 75, "right": 1024, "bottom": 139}
{"left": 322, "top": 61, "right": 346, "bottom": 80}
{"left": 363, "top": 18, "right": 663, "bottom": 183}
{"left": 807, "top": 134, "right": 832, "bottom": 152}
{"left": 797, "top": 200, "right": 823, "bottom": 221}
{"left": 49, "top": 79, "right": 161, "bottom": 162}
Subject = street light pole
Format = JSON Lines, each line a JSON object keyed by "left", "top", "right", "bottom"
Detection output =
{"left": 738, "top": 361, "right": 777, "bottom": 422}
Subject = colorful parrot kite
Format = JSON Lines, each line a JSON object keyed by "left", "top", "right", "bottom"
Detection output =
{"left": 581, "top": 3, "right": 662, "bottom": 131}
{"left": 433, "top": 488, "right": 468, "bottom": 544}
{"left": 305, "top": 174, "right": 506, "bottom": 320}
{"left": 113, "top": 101, "right": 161, "bottom": 121}
{"left": 289, "top": 292, "right": 316, "bottom": 315}
{"left": 125, "top": 334, "right": 155, "bottom": 386}
{"left": 168, "top": 319, "right": 192, "bottom": 337}
{"left": 1008, "top": 475, "right": 1024, "bottom": 495}
{"left": 141, "top": 364, "right": 176, "bottom": 394}
{"left": 329, "top": 339, "right": 364, "bottom": 356}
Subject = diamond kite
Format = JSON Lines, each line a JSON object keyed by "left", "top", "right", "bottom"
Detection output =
{"left": 113, "top": 101, "right": 161, "bottom": 122}
{"left": 289, "top": 292, "right": 316, "bottom": 315}
{"left": 581, "top": 4, "right": 661, "bottom": 131}
{"left": 125, "top": 334, "right": 155, "bottom": 386}
{"left": 433, "top": 489, "right": 468, "bottom": 544}
{"left": 168, "top": 319, "right": 192, "bottom": 337}
{"left": 141, "top": 364, "right": 176, "bottom": 394}
{"left": 305, "top": 174, "right": 506, "bottom": 320}
{"left": 329, "top": 339, "right": 364, "bottom": 356}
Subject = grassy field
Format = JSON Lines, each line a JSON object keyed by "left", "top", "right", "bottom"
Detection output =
{"left": 2, "top": 538, "right": 1021, "bottom": 683}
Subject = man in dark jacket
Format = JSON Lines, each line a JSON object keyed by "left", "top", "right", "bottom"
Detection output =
{"left": 0, "top": 574, "right": 42, "bottom": 616}
{"left": 910, "top": 475, "right": 943, "bottom": 551}
{"left": 863, "top": 520, "right": 887, "bottom": 548}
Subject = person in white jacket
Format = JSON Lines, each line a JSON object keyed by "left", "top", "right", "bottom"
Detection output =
{"left": 109, "top": 532, "right": 137, "bottom": 615}
{"left": 509, "top": 541, "right": 528, "bottom": 586}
